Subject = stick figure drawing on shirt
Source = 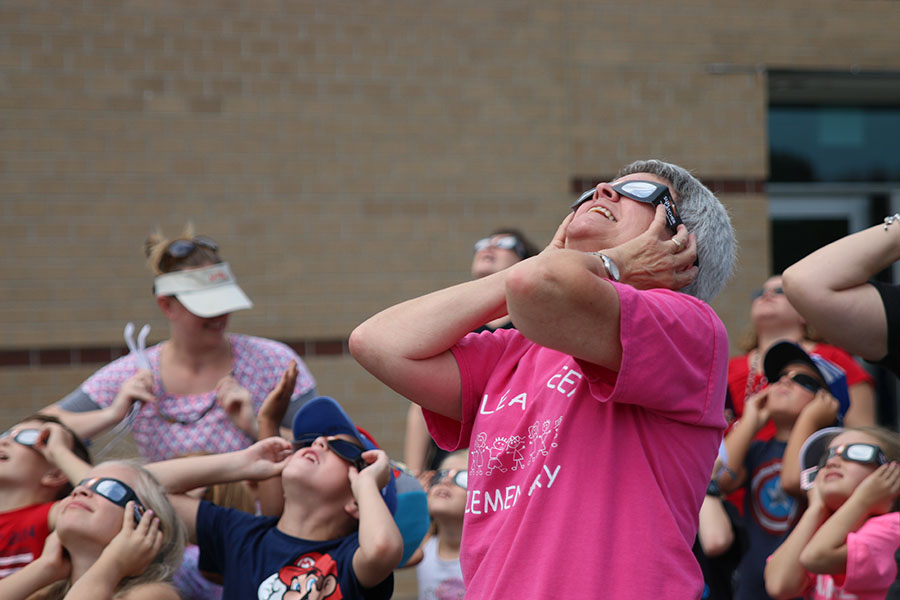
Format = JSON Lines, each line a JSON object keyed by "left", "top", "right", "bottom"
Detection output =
{"left": 486, "top": 437, "right": 508, "bottom": 475}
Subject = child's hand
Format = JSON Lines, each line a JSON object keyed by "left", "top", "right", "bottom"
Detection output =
{"left": 97, "top": 502, "right": 162, "bottom": 579}
{"left": 742, "top": 388, "right": 771, "bottom": 430}
{"left": 851, "top": 461, "right": 900, "bottom": 516}
{"left": 418, "top": 469, "right": 436, "bottom": 491}
{"left": 349, "top": 449, "right": 391, "bottom": 496}
{"left": 241, "top": 437, "right": 293, "bottom": 480}
{"left": 34, "top": 531, "right": 71, "bottom": 579}
{"left": 32, "top": 422, "right": 75, "bottom": 463}
{"left": 805, "top": 479, "right": 828, "bottom": 512}
{"left": 257, "top": 361, "right": 298, "bottom": 436}
{"left": 798, "top": 389, "right": 839, "bottom": 428}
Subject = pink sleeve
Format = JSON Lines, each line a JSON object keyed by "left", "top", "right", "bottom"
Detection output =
{"left": 423, "top": 328, "right": 523, "bottom": 451}
{"left": 594, "top": 284, "right": 729, "bottom": 428}
{"left": 843, "top": 512, "right": 900, "bottom": 593}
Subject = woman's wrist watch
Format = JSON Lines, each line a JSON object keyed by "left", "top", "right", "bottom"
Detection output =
{"left": 587, "top": 252, "right": 620, "bottom": 282}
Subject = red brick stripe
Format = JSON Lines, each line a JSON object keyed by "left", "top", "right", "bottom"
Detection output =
{"left": 0, "top": 339, "right": 349, "bottom": 369}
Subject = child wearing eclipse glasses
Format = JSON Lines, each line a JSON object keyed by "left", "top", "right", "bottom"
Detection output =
{"left": 401, "top": 450, "right": 468, "bottom": 600}
{"left": 716, "top": 341, "right": 850, "bottom": 600}
{"left": 0, "top": 458, "right": 186, "bottom": 600}
{"left": 145, "top": 395, "right": 403, "bottom": 600}
{"left": 765, "top": 426, "right": 900, "bottom": 598}
{"left": 0, "top": 414, "right": 92, "bottom": 579}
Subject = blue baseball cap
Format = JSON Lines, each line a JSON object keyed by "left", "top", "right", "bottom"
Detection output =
{"left": 763, "top": 341, "right": 850, "bottom": 422}
{"left": 292, "top": 396, "right": 398, "bottom": 515}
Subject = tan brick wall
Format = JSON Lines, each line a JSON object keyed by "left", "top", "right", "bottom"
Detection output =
{"left": 1, "top": 0, "right": 895, "bottom": 493}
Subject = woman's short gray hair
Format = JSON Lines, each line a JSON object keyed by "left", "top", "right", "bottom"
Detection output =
{"left": 617, "top": 159, "right": 737, "bottom": 303}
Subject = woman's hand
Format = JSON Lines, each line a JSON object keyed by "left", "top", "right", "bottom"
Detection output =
{"left": 97, "top": 503, "right": 163, "bottom": 580}
{"left": 603, "top": 204, "right": 698, "bottom": 291}
{"left": 111, "top": 369, "right": 155, "bottom": 420}
{"left": 257, "top": 361, "right": 298, "bottom": 439}
{"left": 541, "top": 212, "right": 575, "bottom": 253}
{"left": 216, "top": 375, "right": 257, "bottom": 438}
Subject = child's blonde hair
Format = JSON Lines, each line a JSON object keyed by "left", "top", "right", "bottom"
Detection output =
{"left": 45, "top": 460, "right": 187, "bottom": 599}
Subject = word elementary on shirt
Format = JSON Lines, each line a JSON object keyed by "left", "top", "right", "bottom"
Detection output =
{"left": 467, "top": 364, "right": 581, "bottom": 514}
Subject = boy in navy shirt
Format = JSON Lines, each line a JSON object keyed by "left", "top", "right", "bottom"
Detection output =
{"left": 150, "top": 396, "right": 402, "bottom": 600}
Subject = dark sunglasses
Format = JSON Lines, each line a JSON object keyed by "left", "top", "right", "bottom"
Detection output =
{"left": 0, "top": 428, "right": 40, "bottom": 447}
{"left": 292, "top": 435, "right": 368, "bottom": 471}
{"left": 571, "top": 180, "right": 684, "bottom": 235}
{"left": 77, "top": 477, "right": 147, "bottom": 522}
{"left": 430, "top": 469, "right": 468, "bottom": 490}
{"left": 818, "top": 443, "right": 887, "bottom": 469}
{"left": 778, "top": 371, "right": 823, "bottom": 394}
{"left": 473, "top": 235, "right": 525, "bottom": 259}
{"left": 751, "top": 286, "right": 784, "bottom": 300}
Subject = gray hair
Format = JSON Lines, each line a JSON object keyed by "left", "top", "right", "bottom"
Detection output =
{"left": 617, "top": 159, "right": 736, "bottom": 303}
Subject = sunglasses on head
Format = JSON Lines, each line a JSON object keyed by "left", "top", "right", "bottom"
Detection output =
{"left": 77, "top": 477, "right": 147, "bottom": 522}
{"left": 571, "top": 180, "right": 684, "bottom": 235}
{"left": 818, "top": 443, "right": 887, "bottom": 469}
{"left": 777, "top": 371, "right": 824, "bottom": 394}
{"left": 751, "top": 286, "right": 784, "bottom": 301}
{"left": 0, "top": 428, "right": 40, "bottom": 447}
{"left": 159, "top": 236, "right": 219, "bottom": 271}
{"left": 430, "top": 469, "right": 468, "bottom": 490}
{"left": 292, "top": 435, "right": 368, "bottom": 471}
{"left": 473, "top": 235, "right": 525, "bottom": 258}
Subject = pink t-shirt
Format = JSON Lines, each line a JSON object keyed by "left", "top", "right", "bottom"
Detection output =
{"left": 804, "top": 512, "right": 900, "bottom": 600}
{"left": 424, "top": 283, "right": 729, "bottom": 599}
{"left": 81, "top": 333, "right": 316, "bottom": 462}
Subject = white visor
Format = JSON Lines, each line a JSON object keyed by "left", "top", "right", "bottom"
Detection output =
{"left": 153, "top": 263, "right": 253, "bottom": 318}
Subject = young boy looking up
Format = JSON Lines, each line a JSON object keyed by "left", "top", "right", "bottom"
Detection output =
{"left": 149, "top": 396, "right": 403, "bottom": 600}
{"left": 718, "top": 341, "right": 848, "bottom": 600}
{"left": 0, "top": 414, "right": 92, "bottom": 578}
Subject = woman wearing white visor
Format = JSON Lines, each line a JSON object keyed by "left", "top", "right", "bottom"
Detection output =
{"left": 41, "top": 228, "right": 317, "bottom": 463}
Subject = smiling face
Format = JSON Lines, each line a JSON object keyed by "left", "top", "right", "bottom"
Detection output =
{"left": 816, "top": 430, "right": 885, "bottom": 511}
{"left": 56, "top": 463, "right": 142, "bottom": 551}
{"left": 159, "top": 294, "right": 230, "bottom": 346}
{"left": 564, "top": 172, "right": 668, "bottom": 251}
